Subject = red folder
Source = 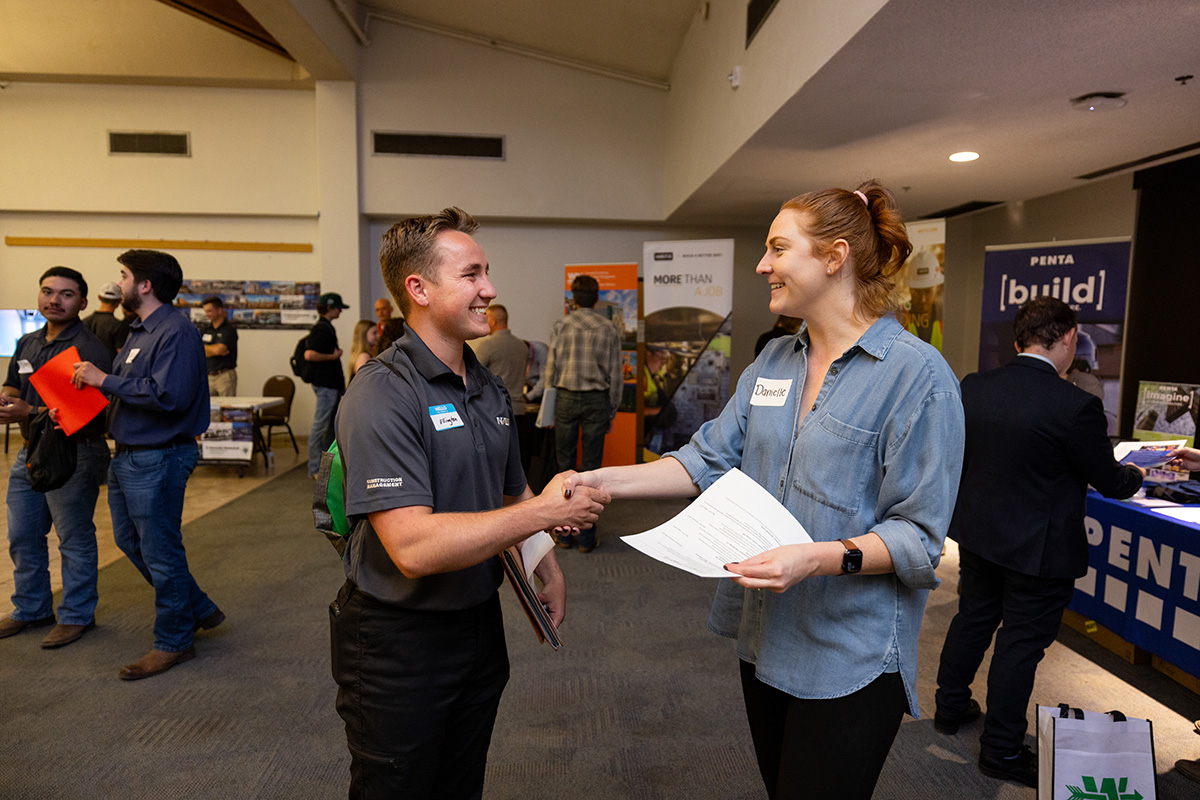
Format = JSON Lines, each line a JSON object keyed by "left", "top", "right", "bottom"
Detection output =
{"left": 28, "top": 346, "right": 109, "bottom": 436}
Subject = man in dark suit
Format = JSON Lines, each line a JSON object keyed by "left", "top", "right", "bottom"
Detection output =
{"left": 933, "top": 296, "right": 1144, "bottom": 788}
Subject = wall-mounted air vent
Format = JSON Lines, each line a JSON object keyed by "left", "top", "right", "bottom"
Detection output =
{"left": 108, "top": 131, "right": 191, "bottom": 157}
{"left": 746, "top": 0, "right": 781, "bottom": 46}
{"left": 373, "top": 132, "right": 505, "bottom": 160}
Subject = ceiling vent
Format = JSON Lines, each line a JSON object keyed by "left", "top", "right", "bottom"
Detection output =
{"left": 109, "top": 131, "right": 191, "bottom": 157}
{"left": 925, "top": 200, "right": 1003, "bottom": 219}
{"left": 373, "top": 132, "right": 505, "bottom": 160}
{"left": 746, "top": 0, "right": 781, "bottom": 45}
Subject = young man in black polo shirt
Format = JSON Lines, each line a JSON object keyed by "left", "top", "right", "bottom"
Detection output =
{"left": 330, "top": 207, "right": 609, "bottom": 798}
{"left": 0, "top": 267, "right": 112, "bottom": 648}
{"left": 200, "top": 295, "right": 238, "bottom": 397}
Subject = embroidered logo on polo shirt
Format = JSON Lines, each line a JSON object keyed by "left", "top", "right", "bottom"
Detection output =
{"left": 366, "top": 477, "right": 403, "bottom": 490}
{"left": 750, "top": 377, "right": 792, "bottom": 407}
{"left": 496, "top": 416, "right": 510, "bottom": 427}
{"left": 428, "top": 403, "right": 464, "bottom": 431}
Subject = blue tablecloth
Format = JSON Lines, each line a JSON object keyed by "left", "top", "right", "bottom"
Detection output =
{"left": 1071, "top": 492, "right": 1200, "bottom": 675}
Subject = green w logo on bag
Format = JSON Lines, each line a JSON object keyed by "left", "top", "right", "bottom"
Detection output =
{"left": 1064, "top": 776, "right": 1146, "bottom": 800}
{"left": 1038, "top": 705, "right": 1157, "bottom": 800}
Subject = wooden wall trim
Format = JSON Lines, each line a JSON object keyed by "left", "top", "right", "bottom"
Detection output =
{"left": 4, "top": 236, "right": 313, "bottom": 253}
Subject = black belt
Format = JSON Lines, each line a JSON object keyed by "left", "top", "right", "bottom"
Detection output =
{"left": 114, "top": 434, "right": 195, "bottom": 453}
{"left": 208, "top": 367, "right": 235, "bottom": 376}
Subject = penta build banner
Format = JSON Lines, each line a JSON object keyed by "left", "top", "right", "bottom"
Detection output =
{"left": 642, "top": 239, "right": 734, "bottom": 455}
{"left": 981, "top": 238, "right": 1131, "bottom": 434}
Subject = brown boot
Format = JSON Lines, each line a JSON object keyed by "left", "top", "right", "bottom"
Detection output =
{"left": 118, "top": 647, "right": 195, "bottom": 681}
{"left": 41, "top": 622, "right": 94, "bottom": 649}
{"left": 0, "top": 615, "right": 55, "bottom": 639}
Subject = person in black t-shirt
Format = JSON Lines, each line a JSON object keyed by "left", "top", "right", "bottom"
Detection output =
{"left": 304, "top": 292, "right": 347, "bottom": 476}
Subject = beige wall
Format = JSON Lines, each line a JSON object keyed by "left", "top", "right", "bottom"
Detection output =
{"left": 358, "top": 23, "right": 668, "bottom": 221}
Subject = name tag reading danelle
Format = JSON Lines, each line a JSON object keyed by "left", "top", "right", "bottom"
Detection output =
{"left": 750, "top": 377, "right": 792, "bottom": 407}
{"left": 429, "top": 403, "right": 464, "bottom": 431}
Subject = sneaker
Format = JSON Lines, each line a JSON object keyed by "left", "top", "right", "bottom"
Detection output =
{"left": 934, "top": 698, "right": 982, "bottom": 735}
{"left": 979, "top": 745, "right": 1037, "bottom": 788}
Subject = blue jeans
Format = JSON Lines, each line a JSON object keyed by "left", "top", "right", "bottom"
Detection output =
{"left": 7, "top": 439, "right": 109, "bottom": 625}
{"left": 553, "top": 389, "right": 610, "bottom": 474}
{"left": 108, "top": 442, "right": 218, "bottom": 653}
{"left": 554, "top": 389, "right": 609, "bottom": 550}
{"left": 309, "top": 385, "right": 340, "bottom": 475}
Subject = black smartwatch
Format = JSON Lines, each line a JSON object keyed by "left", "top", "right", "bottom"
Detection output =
{"left": 839, "top": 539, "right": 863, "bottom": 574}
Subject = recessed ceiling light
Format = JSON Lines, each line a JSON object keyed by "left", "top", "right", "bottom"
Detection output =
{"left": 1070, "top": 92, "right": 1127, "bottom": 112}
{"left": 949, "top": 151, "right": 979, "bottom": 162}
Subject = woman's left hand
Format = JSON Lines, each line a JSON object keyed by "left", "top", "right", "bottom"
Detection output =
{"left": 724, "top": 544, "right": 824, "bottom": 593}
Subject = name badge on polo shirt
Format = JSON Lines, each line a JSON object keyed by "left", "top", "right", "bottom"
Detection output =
{"left": 124, "top": 348, "right": 141, "bottom": 365}
{"left": 202, "top": 333, "right": 213, "bottom": 343}
{"left": 17, "top": 359, "right": 33, "bottom": 374}
{"left": 429, "top": 403, "right": 464, "bottom": 431}
{"left": 750, "top": 377, "right": 792, "bottom": 407}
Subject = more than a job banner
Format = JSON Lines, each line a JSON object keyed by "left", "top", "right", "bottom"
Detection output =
{"left": 641, "top": 239, "right": 734, "bottom": 456}
{"left": 981, "top": 238, "right": 1131, "bottom": 434}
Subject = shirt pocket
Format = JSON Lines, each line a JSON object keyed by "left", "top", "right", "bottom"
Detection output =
{"left": 792, "top": 413, "right": 880, "bottom": 516}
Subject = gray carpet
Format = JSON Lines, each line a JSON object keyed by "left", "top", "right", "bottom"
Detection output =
{"left": 2, "top": 467, "right": 1198, "bottom": 799}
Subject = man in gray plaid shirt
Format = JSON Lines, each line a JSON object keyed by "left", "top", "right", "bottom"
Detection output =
{"left": 546, "top": 274, "right": 622, "bottom": 552}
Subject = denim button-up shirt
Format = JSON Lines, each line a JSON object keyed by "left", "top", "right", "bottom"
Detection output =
{"left": 670, "top": 316, "right": 964, "bottom": 716}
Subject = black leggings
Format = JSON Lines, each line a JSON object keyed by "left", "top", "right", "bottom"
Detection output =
{"left": 740, "top": 661, "right": 907, "bottom": 800}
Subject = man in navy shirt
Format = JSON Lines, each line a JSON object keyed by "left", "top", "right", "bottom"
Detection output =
{"left": 0, "top": 267, "right": 112, "bottom": 649}
{"left": 74, "top": 249, "right": 224, "bottom": 680}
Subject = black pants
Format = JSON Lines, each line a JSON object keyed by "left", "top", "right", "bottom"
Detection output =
{"left": 934, "top": 546, "right": 1075, "bottom": 758}
{"left": 330, "top": 582, "right": 510, "bottom": 800}
{"left": 740, "top": 661, "right": 907, "bottom": 800}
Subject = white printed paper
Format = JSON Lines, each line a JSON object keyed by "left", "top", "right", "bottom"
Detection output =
{"left": 620, "top": 468, "right": 812, "bottom": 577}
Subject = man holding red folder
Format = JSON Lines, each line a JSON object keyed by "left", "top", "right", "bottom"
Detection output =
{"left": 0, "top": 267, "right": 112, "bottom": 649}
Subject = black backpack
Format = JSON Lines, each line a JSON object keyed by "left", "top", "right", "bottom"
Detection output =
{"left": 290, "top": 334, "right": 311, "bottom": 383}
{"left": 25, "top": 409, "right": 77, "bottom": 492}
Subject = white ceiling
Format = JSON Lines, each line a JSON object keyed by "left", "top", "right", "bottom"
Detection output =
{"left": 3, "top": 0, "right": 1198, "bottom": 224}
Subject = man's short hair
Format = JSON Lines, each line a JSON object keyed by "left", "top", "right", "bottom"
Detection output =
{"left": 40, "top": 266, "right": 87, "bottom": 298}
{"left": 202, "top": 295, "right": 224, "bottom": 309}
{"left": 1014, "top": 296, "right": 1078, "bottom": 350}
{"left": 571, "top": 274, "right": 599, "bottom": 308}
{"left": 487, "top": 304, "right": 508, "bottom": 325}
{"left": 379, "top": 207, "right": 479, "bottom": 315}
{"left": 117, "top": 249, "right": 183, "bottom": 303}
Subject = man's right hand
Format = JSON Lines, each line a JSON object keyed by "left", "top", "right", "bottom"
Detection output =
{"left": 540, "top": 470, "right": 609, "bottom": 530}
{"left": 0, "top": 394, "right": 32, "bottom": 423}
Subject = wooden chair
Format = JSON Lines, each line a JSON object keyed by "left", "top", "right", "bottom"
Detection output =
{"left": 258, "top": 375, "right": 298, "bottom": 453}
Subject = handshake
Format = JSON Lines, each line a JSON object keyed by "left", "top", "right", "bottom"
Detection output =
{"left": 534, "top": 470, "right": 611, "bottom": 537}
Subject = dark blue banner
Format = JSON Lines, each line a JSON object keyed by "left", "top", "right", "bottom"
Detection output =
{"left": 979, "top": 240, "right": 1130, "bottom": 433}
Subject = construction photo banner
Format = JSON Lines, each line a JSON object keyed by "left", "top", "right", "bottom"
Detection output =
{"left": 641, "top": 239, "right": 734, "bottom": 456}
{"left": 562, "top": 263, "right": 639, "bottom": 467}
{"left": 981, "top": 238, "right": 1131, "bottom": 435}
{"left": 897, "top": 218, "right": 946, "bottom": 351}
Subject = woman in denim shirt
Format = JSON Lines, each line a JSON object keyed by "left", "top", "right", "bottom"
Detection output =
{"left": 566, "top": 180, "right": 965, "bottom": 799}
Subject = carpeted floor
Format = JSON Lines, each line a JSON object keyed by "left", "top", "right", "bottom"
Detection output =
{"left": 2, "top": 466, "right": 1198, "bottom": 799}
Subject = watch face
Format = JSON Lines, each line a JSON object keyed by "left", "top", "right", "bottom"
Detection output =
{"left": 842, "top": 548, "right": 863, "bottom": 574}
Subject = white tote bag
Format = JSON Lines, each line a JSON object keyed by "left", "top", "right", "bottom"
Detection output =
{"left": 1037, "top": 704, "right": 1156, "bottom": 800}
